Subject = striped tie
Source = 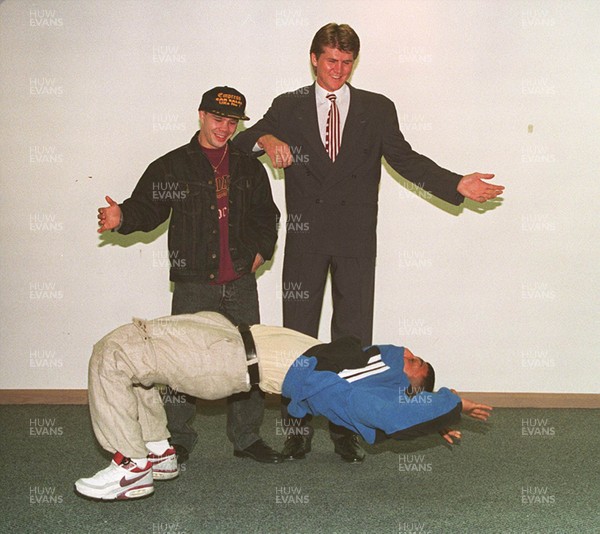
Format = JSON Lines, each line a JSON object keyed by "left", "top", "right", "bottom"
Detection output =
{"left": 325, "top": 93, "right": 340, "bottom": 161}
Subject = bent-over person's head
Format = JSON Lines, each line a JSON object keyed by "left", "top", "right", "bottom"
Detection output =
{"left": 403, "top": 347, "right": 435, "bottom": 396}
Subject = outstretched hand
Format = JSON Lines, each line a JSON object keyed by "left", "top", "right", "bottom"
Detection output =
{"left": 461, "top": 397, "right": 493, "bottom": 421}
{"left": 457, "top": 173, "right": 504, "bottom": 203}
{"left": 97, "top": 195, "right": 121, "bottom": 233}
{"left": 438, "top": 394, "right": 492, "bottom": 444}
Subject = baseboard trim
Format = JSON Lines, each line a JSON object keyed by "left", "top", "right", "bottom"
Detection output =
{"left": 0, "top": 390, "right": 89, "bottom": 405}
{"left": 0, "top": 390, "right": 598, "bottom": 408}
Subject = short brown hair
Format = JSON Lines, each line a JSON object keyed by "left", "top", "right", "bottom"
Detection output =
{"left": 310, "top": 23, "right": 360, "bottom": 59}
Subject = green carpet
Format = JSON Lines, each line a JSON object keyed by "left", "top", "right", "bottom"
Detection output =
{"left": 1, "top": 404, "right": 598, "bottom": 533}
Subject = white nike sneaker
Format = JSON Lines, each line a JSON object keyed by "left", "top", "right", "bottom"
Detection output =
{"left": 75, "top": 452, "right": 154, "bottom": 500}
{"left": 147, "top": 447, "right": 179, "bottom": 480}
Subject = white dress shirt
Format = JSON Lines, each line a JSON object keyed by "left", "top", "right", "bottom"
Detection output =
{"left": 252, "top": 83, "right": 351, "bottom": 152}
{"left": 315, "top": 82, "right": 351, "bottom": 147}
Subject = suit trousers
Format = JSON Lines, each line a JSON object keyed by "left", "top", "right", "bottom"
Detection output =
{"left": 282, "top": 251, "right": 376, "bottom": 345}
{"left": 165, "top": 274, "right": 264, "bottom": 452}
{"left": 281, "top": 251, "right": 376, "bottom": 439}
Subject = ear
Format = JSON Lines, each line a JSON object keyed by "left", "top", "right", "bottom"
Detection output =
{"left": 310, "top": 52, "right": 318, "bottom": 68}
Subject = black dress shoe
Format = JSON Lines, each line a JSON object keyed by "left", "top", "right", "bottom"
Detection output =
{"left": 173, "top": 444, "right": 189, "bottom": 465}
{"left": 233, "top": 439, "right": 283, "bottom": 464}
{"left": 281, "top": 434, "right": 312, "bottom": 460}
{"left": 333, "top": 434, "right": 365, "bottom": 463}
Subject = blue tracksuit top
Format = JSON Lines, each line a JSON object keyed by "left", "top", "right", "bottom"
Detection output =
{"left": 282, "top": 344, "right": 462, "bottom": 444}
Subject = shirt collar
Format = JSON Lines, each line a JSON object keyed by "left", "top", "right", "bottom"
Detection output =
{"left": 315, "top": 82, "right": 349, "bottom": 104}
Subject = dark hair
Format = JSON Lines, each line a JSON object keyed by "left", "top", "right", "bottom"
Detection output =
{"left": 309, "top": 23, "right": 360, "bottom": 59}
{"left": 405, "top": 363, "right": 436, "bottom": 397}
{"left": 423, "top": 363, "right": 435, "bottom": 393}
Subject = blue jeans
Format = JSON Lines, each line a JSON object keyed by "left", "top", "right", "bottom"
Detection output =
{"left": 164, "top": 274, "right": 264, "bottom": 452}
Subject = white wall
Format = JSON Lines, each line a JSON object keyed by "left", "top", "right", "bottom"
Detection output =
{"left": 1, "top": 0, "right": 598, "bottom": 393}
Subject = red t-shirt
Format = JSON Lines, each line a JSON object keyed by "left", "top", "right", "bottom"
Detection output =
{"left": 201, "top": 144, "right": 240, "bottom": 284}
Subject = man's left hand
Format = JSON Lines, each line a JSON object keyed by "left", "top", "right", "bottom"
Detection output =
{"left": 439, "top": 428, "right": 462, "bottom": 445}
{"left": 457, "top": 173, "right": 505, "bottom": 203}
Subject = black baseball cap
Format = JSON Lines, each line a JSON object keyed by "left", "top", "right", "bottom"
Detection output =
{"left": 198, "top": 86, "right": 249, "bottom": 120}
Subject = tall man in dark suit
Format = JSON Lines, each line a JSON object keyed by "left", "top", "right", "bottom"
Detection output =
{"left": 233, "top": 23, "right": 504, "bottom": 463}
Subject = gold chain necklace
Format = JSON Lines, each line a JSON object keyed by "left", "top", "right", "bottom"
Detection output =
{"left": 210, "top": 144, "right": 228, "bottom": 173}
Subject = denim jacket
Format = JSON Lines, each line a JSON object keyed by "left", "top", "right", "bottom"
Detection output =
{"left": 118, "top": 133, "right": 280, "bottom": 283}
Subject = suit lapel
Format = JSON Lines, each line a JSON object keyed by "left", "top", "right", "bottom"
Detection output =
{"left": 295, "top": 84, "right": 333, "bottom": 172}
{"left": 294, "top": 84, "right": 369, "bottom": 183}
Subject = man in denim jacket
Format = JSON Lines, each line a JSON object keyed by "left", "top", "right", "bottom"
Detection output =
{"left": 96, "top": 87, "right": 281, "bottom": 465}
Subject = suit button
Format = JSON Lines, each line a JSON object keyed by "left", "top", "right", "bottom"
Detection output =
{"left": 212, "top": 229, "right": 217, "bottom": 234}
{"left": 209, "top": 274, "right": 215, "bottom": 279}
{"left": 210, "top": 205, "right": 215, "bottom": 210}
{"left": 211, "top": 253, "right": 217, "bottom": 259}
{"left": 208, "top": 180, "right": 213, "bottom": 185}
{"left": 316, "top": 198, "right": 323, "bottom": 204}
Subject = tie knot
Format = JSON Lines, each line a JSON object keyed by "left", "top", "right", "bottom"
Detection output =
{"left": 326, "top": 93, "right": 336, "bottom": 103}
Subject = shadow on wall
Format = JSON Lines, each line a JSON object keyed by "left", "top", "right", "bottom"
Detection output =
{"left": 383, "top": 159, "right": 504, "bottom": 216}
{"left": 96, "top": 219, "right": 169, "bottom": 248}
{"left": 96, "top": 218, "right": 277, "bottom": 280}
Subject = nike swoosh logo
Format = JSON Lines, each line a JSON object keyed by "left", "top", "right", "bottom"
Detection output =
{"left": 119, "top": 472, "right": 148, "bottom": 487}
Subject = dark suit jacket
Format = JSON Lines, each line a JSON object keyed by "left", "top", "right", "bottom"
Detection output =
{"left": 234, "top": 83, "right": 464, "bottom": 258}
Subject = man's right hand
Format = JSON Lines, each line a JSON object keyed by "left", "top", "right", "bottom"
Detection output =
{"left": 257, "top": 134, "right": 293, "bottom": 168}
{"left": 97, "top": 195, "right": 121, "bottom": 233}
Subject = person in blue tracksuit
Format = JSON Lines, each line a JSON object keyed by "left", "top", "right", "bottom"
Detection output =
{"left": 76, "top": 313, "right": 492, "bottom": 500}
{"left": 282, "top": 336, "right": 491, "bottom": 447}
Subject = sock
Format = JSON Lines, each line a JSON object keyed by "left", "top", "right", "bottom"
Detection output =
{"left": 146, "top": 439, "right": 171, "bottom": 456}
{"left": 130, "top": 458, "right": 150, "bottom": 469}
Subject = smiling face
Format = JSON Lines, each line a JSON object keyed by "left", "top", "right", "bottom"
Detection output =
{"left": 311, "top": 46, "right": 355, "bottom": 93}
{"left": 198, "top": 111, "right": 239, "bottom": 149}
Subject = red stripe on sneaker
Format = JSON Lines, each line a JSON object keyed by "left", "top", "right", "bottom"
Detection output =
{"left": 119, "top": 472, "right": 149, "bottom": 487}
